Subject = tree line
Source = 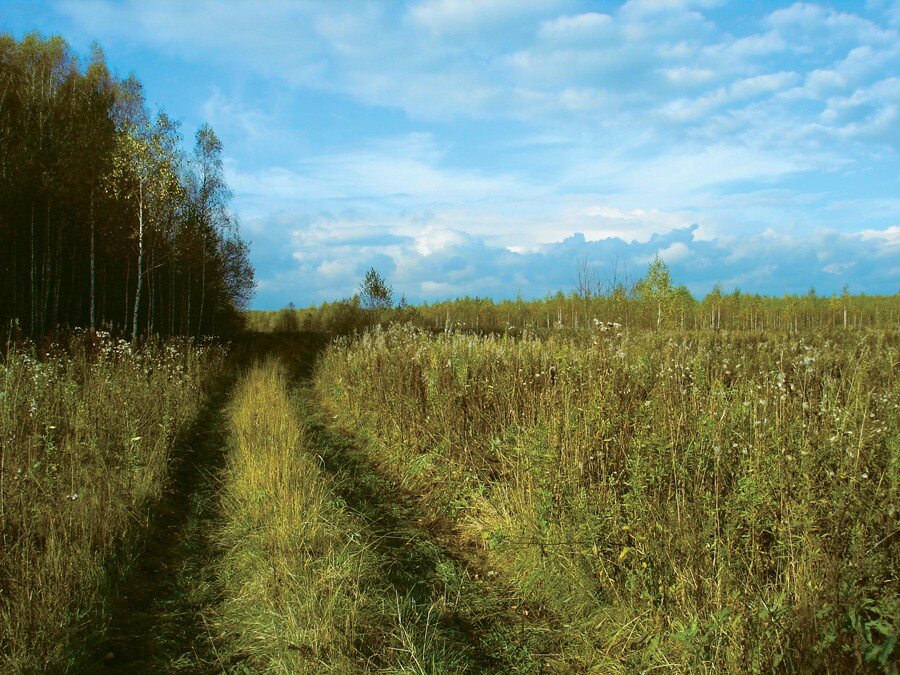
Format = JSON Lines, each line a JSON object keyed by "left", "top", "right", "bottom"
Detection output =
{"left": 248, "top": 261, "right": 899, "bottom": 334}
{"left": 0, "top": 33, "right": 254, "bottom": 339}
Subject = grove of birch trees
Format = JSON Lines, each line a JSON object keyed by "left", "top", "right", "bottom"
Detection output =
{"left": 0, "top": 33, "right": 254, "bottom": 339}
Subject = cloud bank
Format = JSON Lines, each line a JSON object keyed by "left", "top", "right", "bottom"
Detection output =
{"left": 253, "top": 217, "right": 898, "bottom": 306}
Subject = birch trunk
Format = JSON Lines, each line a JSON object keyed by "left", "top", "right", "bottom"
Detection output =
{"left": 132, "top": 180, "right": 143, "bottom": 340}
{"left": 89, "top": 184, "right": 95, "bottom": 332}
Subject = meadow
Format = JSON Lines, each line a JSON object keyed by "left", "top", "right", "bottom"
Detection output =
{"left": 1, "top": 319, "right": 897, "bottom": 672}
{"left": 0, "top": 331, "right": 223, "bottom": 671}
{"left": 316, "top": 324, "right": 899, "bottom": 672}
{"left": 3, "top": 22, "right": 899, "bottom": 673}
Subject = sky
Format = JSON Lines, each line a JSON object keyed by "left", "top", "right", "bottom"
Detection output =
{"left": 3, "top": 0, "right": 899, "bottom": 307}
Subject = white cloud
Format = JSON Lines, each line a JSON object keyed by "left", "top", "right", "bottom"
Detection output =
{"left": 58, "top": 0, "right": 900, "bottom": 144}
{"left": 658, "top": 241, "right": 691, "bottom": 262}
{"left": 765, "top": 2, "right": 895, "bottom": 46}
{"left": 412, "top": 227, "right": 469, "bottom": 256}
{"left": 665, "top": 71, "right": 800, "bottom": 121}
{"left": 200, "top": 89, "right": 268, "bottom": 138}
{"left": 225, "top": 132, "right": 531, "bottom": 219}
{"left": 567, "top": 144, "right": 804, "bottom": 207}
{"left": 859, "top": 224, "right": 900, "bottom": 246}
{"left": 408, "top": 0, "right": 563, "bottom": 33}
{"left": 704, "top": 32, "right": 787, "bottom": 62}
{"left": 823, "top": 261, "right": 856, "bottom": 274}
{"left": 662, "top": 66, "right": 718, "bottom": 86}
{"left": 315, "top": 259, "right": 352, "bottom": 280}
{"left": 538, "top": 12, "right": 613, "bottom": 41}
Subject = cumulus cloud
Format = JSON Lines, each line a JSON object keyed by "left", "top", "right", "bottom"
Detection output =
{"left": 250, "top": 219, "right": 899, "bottom": 308}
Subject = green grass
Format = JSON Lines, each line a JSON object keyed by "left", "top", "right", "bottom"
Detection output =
{"left": 212, "top": 356, "right": 543, "bottom": 672}
{"left": 213, "top": 358, "right": 375, "bottom": 671}
{"left": 316, "top": 324, "right": 900, "bottom": 672}
{"left": 0, "top": 330, "right": 223, "bottom": 671}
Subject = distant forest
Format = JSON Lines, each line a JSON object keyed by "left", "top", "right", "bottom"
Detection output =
{"left": 0, "top": 33, "right": 254, "bottom": 339}
{"left": 250, "top": 261, "right": 899, "bottom": 335}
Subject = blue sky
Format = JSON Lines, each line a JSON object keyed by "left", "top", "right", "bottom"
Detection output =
{"left": 3, "top": 0, "right": 899, "bottom": 307}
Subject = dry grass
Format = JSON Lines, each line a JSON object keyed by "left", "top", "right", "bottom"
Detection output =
{"left": 317, "top": 324, "right": 899, "bottom": 672}
{"left": 213, "top": 359, "right": 378, "bottom": 671}
{"left": 0, "top": 330, "right": 222, "bottom": 671}
{"left": 213, "top": 357, "right": 532, "bottom": 672}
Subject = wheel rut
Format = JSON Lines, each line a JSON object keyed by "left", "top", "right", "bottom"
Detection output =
{"left": 95, "top": 334, "right": 540, "bottom": 673}
{"left": 95, "top": 373, "right": 234, "bottom": 673}
{"left": 294, "top": 384, "right": 540, "bottom": 673}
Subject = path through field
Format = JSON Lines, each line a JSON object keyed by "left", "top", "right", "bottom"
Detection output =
{"left": 96, "top": 373, "right": 233, "bottom": 672}
{"left": 96, "top": 334, "right": 539, "bottom": 672}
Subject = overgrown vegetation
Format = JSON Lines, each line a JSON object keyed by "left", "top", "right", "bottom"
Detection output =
{"left": 317, "top": 324, "right": 899, "bottom": 671}
{"left": 213, "top": 358, "right": 540, "bottom": 672}
{"left": 0, "top": 331, "right": 223, "bottom": 671}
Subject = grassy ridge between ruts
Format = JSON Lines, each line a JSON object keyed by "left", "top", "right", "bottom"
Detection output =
{"left": 0, "top": 332, "right": 223, "bottom": 671}
{"left": 316, "top": 325, "right": 899, "bottom": 672}
{"left": 212, "top": 358, "right": 376, "bottom": 671}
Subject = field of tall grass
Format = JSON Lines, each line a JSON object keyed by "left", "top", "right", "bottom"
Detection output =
{"left": 214, "top": 358, "right": 531, "bottom": 672}
{"left": 317, "top": 325, "right": 899, "bottom": 672}
{"left": 0, "top": 331, "right": 223, "bottom": 671}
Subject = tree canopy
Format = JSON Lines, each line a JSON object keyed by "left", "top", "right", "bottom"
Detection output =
{"left": 359, "top": 268, "right": 394, "bottom": 310}
{"left": 0, "top": 32, "right": 254, "bottom": 338}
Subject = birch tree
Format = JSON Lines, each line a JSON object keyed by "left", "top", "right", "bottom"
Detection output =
{"left": 636, "top": 256, "right": 674, "bottom": 329}
{"left": 191, "top": 124, "right": 230, "bottom": 336}
{"left": 110, "top": 113, "right": 179, "bottom": 339}
{"left": 0, "top": 33, "right": 255, "bottom": 338}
